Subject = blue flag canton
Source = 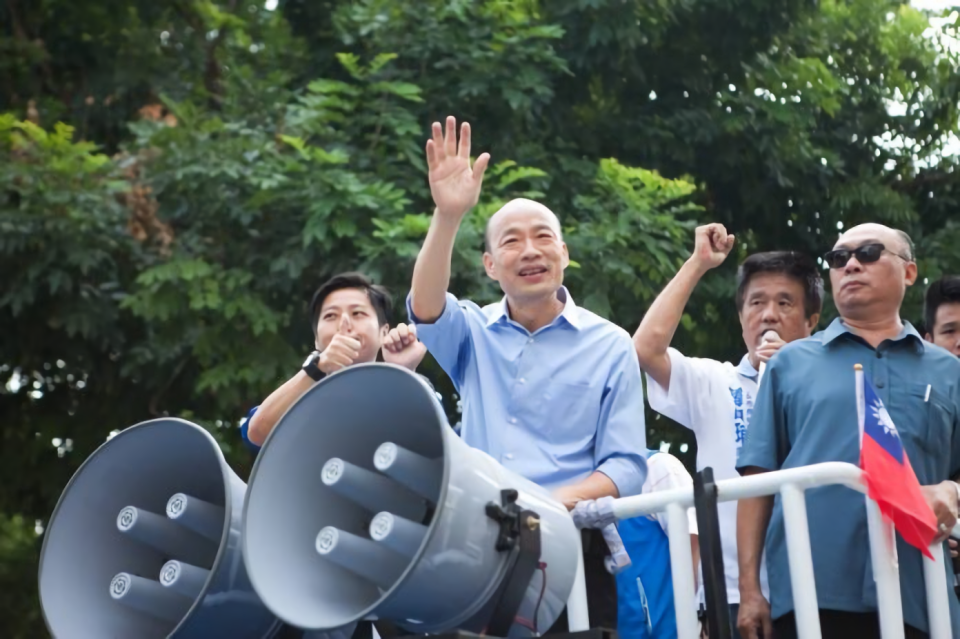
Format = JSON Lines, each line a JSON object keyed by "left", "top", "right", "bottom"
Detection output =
{"left": 863, "top": 377, "right": 904, "bottom": 463}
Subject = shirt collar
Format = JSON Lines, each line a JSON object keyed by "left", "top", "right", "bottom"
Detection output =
{"left": 822, "top": 316, "right": 925, "bottom": 351}
{"left": 736, "top": 354, "right": 759, "bottom": 379}
{"left": 486, "top": 286, "right": 582, "bottom": 331}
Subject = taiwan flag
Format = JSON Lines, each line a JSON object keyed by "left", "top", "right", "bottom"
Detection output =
{"left": 858, "top": 371, "right": 938, "bottom": 558}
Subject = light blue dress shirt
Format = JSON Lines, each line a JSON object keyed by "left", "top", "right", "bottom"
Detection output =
{"left": 407, "top": 287, "right": 647, "bottom": 496}
{"left": 738, "top": 318, "right": 960, "bottom": 635}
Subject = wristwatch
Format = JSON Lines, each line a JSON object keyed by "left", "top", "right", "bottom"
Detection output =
{"left": 302, "top": 351, "right": 326, "bottom": 382}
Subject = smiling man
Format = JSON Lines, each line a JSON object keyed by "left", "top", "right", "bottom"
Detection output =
{"left": 407, "top": 116, "right": 647, "bottom": 632}
{"left": 737, "top": 224, "right": 960, "bottom": 639}
{"left": 242, "top": 272, "right": 426, "bottom": 449}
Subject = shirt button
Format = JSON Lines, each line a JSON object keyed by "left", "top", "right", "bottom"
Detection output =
{"left": 510, "top": 417, "right": 518, "bottom": 424}
{"left": 876, "top": 351, "right": 883, "bottom": 359}
{"left": 876, "top": 380, "right": 885, "bottom": 389}
{"left": 527, "top": 338, "right": 534, "bottom": 344}
{"left": 505, "top": 453, "right": 514, "bottom": 460}
{"left": 518, "top": 378, "right": 526, "bottom": 385}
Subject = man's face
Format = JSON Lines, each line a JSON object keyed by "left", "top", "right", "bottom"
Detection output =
{"left": 483, "top": 202, "right": 569, "bottom": 304}
{"left": 927, "top": 302, "right": 960, "bottom": 357}
{"left": 829, "top": 224, "right": 916, "bottom": 320}
{"left": 739, "top": 272, "right": 817, "bottom": 355}
{"left": 315, "top": 288, "right": 386, "bottom": 363}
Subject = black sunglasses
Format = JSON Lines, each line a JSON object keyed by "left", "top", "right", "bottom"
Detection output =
{"left": 822, "top": 242, "right": 909, "bottom": 269}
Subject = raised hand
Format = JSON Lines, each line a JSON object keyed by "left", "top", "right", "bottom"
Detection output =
{"left": 381, "top": 323, "right": 428, "bottom": 372}
{"left": 426, "top": 116, "right": 490, "bottom": 221}
{"left": 316, "top": 315, "right": 361, "bottom": 374}
{"left": 690, "top": 223, "right": 735, "bottom": 272}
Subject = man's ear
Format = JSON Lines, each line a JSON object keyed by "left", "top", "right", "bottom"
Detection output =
{"left": 806, "top": 313, "right": 821, "bottom": 333}
{"left": 904, "top": 261, "right": 918, "bottom": 286}
{"left": 483, "top": 252, "right": 497, "bottom": 280}
{"left": 925, "top": 332, "right": 935, "bottom": 343}
{"left": 379, "top": 323, "right": 390, "bottom": 341}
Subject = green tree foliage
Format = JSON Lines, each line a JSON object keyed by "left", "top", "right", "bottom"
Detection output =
{"left": 2, "top": 2, "right": 959, "bottom": 634}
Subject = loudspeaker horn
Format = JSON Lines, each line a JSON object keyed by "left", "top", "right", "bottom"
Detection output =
{"left": 242, "top": 363, "right": 581, "bottom": 636}
{"left": 38, "top": 418, "right": 283, "bottom": 638}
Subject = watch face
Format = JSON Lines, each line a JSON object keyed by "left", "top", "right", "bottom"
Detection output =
{"left": 303, "top": 352, "right": 318, "bottom": 368}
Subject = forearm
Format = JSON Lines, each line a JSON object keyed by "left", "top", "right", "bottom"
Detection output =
{"left": 633, "top": 258, "right": 707, "bottom": 388}
{"left": 737, "top": 488, "right": 774, "bottom": 594}
{"left": 691, "top": 535, "right": 701, "bottom": 591}
{"left": 556, "top": 471, "right": 620, "bottom": 508}
{"left": 410, "top": 212, "right": 461, "bottom": 322}
{"left": 247, "top": 371, "right": 316, "bottom": 446}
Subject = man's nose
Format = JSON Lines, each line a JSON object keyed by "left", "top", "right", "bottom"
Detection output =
{"left": 761, "top": 302, "right": 780, "bottom": 322}
{"left": 843, "top": 254, "right": 864, "bottom": 273}
{"left": 520, "top": 237, "right": 543, "bottom": 259}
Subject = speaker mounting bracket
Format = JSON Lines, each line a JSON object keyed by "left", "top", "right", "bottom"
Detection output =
{"left": 483, "top": 488, "right": 542, "bottom": 637}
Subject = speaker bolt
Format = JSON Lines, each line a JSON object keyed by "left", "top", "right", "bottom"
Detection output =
{"left": 526, "top": 516, "right": 540, "bottom": 531}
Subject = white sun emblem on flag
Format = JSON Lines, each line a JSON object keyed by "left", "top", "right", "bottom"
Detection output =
{"left": 871, "top": 399, "right": 899, "bottom": 438}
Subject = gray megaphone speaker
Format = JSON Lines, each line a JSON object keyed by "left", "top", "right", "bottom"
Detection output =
{"left": 38, "top": 418, "right": 282, "bottom": 639}
{"left": 242, "top": 363, "right": 581, "bottom": 636}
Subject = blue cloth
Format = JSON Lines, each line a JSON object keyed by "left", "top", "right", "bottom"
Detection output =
{"left": 616, "top": 451, "right": 676, "bottom": 639}
{"left": 737, "top": 318, "right": 960, "bottom": 635}
{"left": 240, "top": 405, "right": 262, "bottom": 453}
{"left": 407, "top": 287, "right": 647, "bottom": 495}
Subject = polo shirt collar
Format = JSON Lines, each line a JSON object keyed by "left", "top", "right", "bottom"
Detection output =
{"left": 822, "top": 317, "right": 925, "bottom": 351}
{"left": 486, "top": 286, "right": 582, "bottom": 331}
{"left": 736, "top": 354, "right": 760, "bottom": 380}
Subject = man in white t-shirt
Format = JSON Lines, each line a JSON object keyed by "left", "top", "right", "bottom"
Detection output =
{"left": 632, "top": 224, "right": 823, "bottom": 637}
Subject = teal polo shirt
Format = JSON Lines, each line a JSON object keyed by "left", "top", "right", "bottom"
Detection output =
{"left": 737, "top": 318, "right": 960, "bottom": 634}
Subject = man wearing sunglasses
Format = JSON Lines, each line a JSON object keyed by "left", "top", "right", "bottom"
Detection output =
{"left": 737, "top": 223, "right": 960, "bottom": 639}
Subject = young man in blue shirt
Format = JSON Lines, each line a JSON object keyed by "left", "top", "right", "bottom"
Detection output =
{"left": 406, "top": 116, "right": 648, "bottom": 631}
{"left": 737, "top": 224, "right": 960, "bottom": 639}
{"left": 242, "top": 272, "right": 426, "bottom": 449}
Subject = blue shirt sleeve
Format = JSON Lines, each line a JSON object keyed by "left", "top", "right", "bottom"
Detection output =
{"left": 240, "top": 405, "right": 262, "bottom": 454}
{"left": 593, "top": 334, "right": 648, "bottom": 497}
{"left": 406, "top": 292, "right": 472, "bottom": 389}
{"left": 737, "top": 357, "right": 786, "bottom": 473}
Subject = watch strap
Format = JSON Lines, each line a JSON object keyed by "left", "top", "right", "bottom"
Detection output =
{"left": 303, "top": 352, "right": 326, "bottom": 382}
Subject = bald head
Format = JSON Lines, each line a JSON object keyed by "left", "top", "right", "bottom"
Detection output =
{"left": 835, "top": 223, "right": 914, "bottom": 261}
{"left": 484, "top": 198, "right": 562, "bottom": 253}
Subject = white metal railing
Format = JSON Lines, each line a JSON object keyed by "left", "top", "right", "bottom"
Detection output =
{"left": 591, "top": 462, "right": 958, "bottom": 639}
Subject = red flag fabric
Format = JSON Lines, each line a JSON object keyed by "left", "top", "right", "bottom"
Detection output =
{"left": 859, "top": 372, "right": 938, "bottom": 558}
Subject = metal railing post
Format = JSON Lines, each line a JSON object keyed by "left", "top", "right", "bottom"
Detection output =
{"left": 779, "top": 484, "right": 821, "bottom": 639}
{"left": 865, "top": 497, "right": 905, "bottom": 639}
{"left": 923, "top": 542, "right": 951, "bottom": 639}
{"left": 665, "top": 502, "right": 699, "bottom": 639}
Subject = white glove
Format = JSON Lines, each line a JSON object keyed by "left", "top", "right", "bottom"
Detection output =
{"left": 571, "top": 496, "right": 617, "bottom": 530}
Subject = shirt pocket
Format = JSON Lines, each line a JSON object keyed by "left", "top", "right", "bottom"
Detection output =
{"left": 542, "top": 380, "right": 603, "bottom": 443}
{"left": 898, "top": 383, "right": 953, "bottom": 464}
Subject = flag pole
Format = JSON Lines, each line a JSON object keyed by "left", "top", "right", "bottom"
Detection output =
{"left": 858, "top": 363, "right": 906, "bottom": 639}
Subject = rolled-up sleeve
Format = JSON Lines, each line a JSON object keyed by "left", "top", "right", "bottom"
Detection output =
{"left": 406, "top": 292, "right": 472, "bottom": 388}
{"left": 594, "top": 336, "right": 648, "bottom": 497}
{"left": 239, "top": 405, "right": 262, "bottom": 454}
{"left": 736, "top": 359, "right": 785, "bottom": 473}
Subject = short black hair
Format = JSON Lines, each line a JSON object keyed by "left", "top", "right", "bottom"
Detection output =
{"left": 735, "top": 251, "right": 824, "bottom": 318}
{"left": 924, "top": 276, "right": 960, "bottom": 333}
{"left": 309, "top": 272, "right": 391, "bottom": 334}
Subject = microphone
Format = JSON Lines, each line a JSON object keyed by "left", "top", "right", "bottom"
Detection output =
{"left": 757, "top": 330, "right": 781, "bottom": 382}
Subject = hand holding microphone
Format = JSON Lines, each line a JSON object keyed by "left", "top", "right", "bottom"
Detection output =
{"left": 757, "top": 330, "right": 783, "bottom": 381}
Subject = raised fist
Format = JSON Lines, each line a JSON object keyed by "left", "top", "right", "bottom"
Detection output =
{"left": 691, "top": 223, "right": 735, "bottom": 271}
{"left": 382, "top": 323, "right": 428, "bottom": 372}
